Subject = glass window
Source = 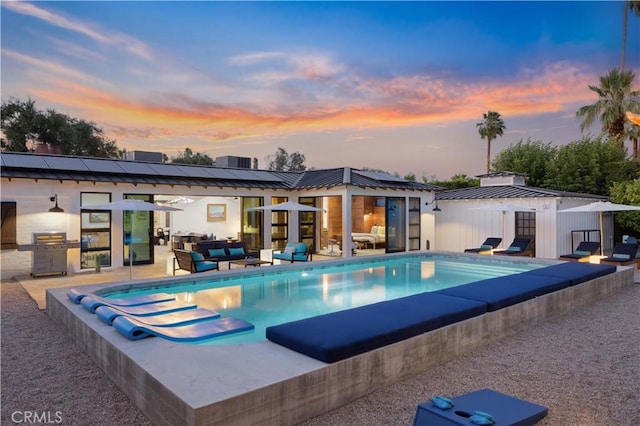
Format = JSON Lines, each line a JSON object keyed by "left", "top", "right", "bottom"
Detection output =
{"left": 408, "top": 197, "right": 421, "bottom": 251}
{"left": 80, "top": 193, "right": 111, "bottom": 269}
{"left": 385, "top": 197, "right": 406, "bottom": 253}
{"left": 242, "top": 197, "right": 263, "bottom": 251}
{"left": 271, "top": 196, "right": 288, "bottom": 250}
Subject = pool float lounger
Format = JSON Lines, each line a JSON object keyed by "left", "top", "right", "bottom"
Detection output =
{"left": 66, "top": 288, "right": 175, "bottom": 306}
{"left": 95, "top": 306, "right": 220, "bottom": 326}
{"left": 80, "top": 296, "right": 196, "bottom": 315}
{"left": 112, "top": 315, "right": 255, "bottom": 342}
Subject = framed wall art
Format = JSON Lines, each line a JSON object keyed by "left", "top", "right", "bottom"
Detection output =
{"left": 207, "top": 204, "right": 226, "bottom": 222}
{"left": 88, "top": 212, "right": 110, "bottom": 223}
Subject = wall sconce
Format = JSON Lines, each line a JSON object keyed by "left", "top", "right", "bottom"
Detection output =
{"left": 425, "top": 200, "right": 441, "bottom": 212}
{"left": 49, "top": 194, "right": 64, "bottom": 213}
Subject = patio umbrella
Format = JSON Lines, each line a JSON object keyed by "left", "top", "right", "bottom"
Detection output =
{"left": 559, "top": 201, "right": 640, "bottom": 255}
{"left": 246, "top": 201, "right": 325, "bottom": 212}
{"left": 470, "top": 203, "right": 536, "bottom": 245}
{"left": 84, "top": 199, "right": 182, "bottom": 278}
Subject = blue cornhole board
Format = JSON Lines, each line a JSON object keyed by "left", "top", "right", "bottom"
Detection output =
{"left": 414, "top": 388, "right": 548, "bottom": 426}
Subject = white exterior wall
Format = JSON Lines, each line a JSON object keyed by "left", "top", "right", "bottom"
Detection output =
{"left": 434, "top": 196, "right": 612, "bottom": 260}
{"left": 1, "top": 177, "right": 438, "bottom": 278}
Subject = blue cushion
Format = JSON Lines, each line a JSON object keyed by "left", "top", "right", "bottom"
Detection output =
{"left": 528, "top": 262, "right": 616, "bottom": 286}
{"left": 228, "top": 247, "right": 245, "bottom": 256}
{"left": 506, "top": 246, "right": 521, "bottom": 252}
{"left": 480, "top": 245, "right": 493, "bottom": 249}
{"left": 266, "top": 293, "right": 487, "bottom": 363}
{"left": 612, "top": 253, "right": 631, "bottom": 260}
{"left": 434, "top": 273, "right": 571, "bottom": 311}
{"left": 191, "top": 251, "right": 204, "bottom": 261}
{"left": 573, "top": 250, "right": 591, "bottom": 256}
{"left": 195, "top": 260, "right": 218, "bottom": 272}
{"left": 208, "top": 248, "right": 226, "bottom": 258}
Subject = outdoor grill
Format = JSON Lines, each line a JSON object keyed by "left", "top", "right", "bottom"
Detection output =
{"left": 18, "top": 232, "right": 80, "bottom": 277}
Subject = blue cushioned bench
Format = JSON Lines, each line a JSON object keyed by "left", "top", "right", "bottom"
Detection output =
{"left": 525, "top": 261, "right": 616, "bottom": 286}
{"left": 434, "top": 273, "right": 571, "bottom": 312}
{"left": 266, "top": 293, "right": 487, "bottom": 363}
{"left": 267, "top": 262, "right": 618, "bottom": 363}
{"left": 435, "top": 262, "right": 617, "bottom": 312}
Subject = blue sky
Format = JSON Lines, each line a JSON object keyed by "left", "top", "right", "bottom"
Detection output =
{"left": 2, "top": 1, "right": 638, "bottom": 179}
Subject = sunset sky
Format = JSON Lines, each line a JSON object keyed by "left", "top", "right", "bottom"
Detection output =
{"left": 2, "top": 1, "right": 638, "bottom": 179}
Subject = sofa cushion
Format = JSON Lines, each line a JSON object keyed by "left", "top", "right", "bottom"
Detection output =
{"left": 266, "top": 292, "right": 487, "bottom": 363}
{"left": 228, "top": 247, "right": 246, "bottom": 256}
{"left": 191, "top": 251, "right": 205, "bottom": 261}
{"left": 195, "top": 260, "right": 218, "bottom": 272}
{"left": 208, "top": 248, "right": 227, "bottom": 258}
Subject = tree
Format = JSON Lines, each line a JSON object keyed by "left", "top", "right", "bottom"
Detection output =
{"left": 424, "top": 173, "right": 479, "bottom": 189}
{"left": 492, "top": 138, "right": 557, "bottom": 187}
{"left": 266, "top": 147, "right": 307, "bottom": 171}
{"left": 170, "top": 148, "right": 214, "bottom": 165}
{"left": 476, "top": 111, "right": 505, "bottom": 173}
{"left": 610, "top": 179, "right": 640, "bottom": 234}
{"left": 620, "top": 0, "right": 640, "bottom": 71}
{"left": 576, "top": 69, "right": 640, "bottom": 141}
{"left": 544, "top": 136, "right": 640, "bottom": 195}
{"left": 1, "top": 98, "right": 122, "bottom": 157}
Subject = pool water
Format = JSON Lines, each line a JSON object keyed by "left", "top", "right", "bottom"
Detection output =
{"left": 107, "top": 255, "right": 543, "bottom": 344}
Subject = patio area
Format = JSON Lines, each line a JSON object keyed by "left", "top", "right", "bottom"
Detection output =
{"left": 15, "top": 244, "right": 386, "bottom": 309}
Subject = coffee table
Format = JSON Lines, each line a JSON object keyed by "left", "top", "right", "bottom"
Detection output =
{"left": 228, "top": 259, "right": 273, "bottom": 269}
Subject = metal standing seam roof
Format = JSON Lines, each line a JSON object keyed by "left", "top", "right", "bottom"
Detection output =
{"left": 0, "top": 152, "right": 440, "bottom": 192}
{"left": 436, "top": 185, "right": 609, "bottom": 200}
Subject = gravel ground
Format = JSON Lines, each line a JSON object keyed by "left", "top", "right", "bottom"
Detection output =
{"left": 2, "top": 279, "right": 639, "bottom": 426}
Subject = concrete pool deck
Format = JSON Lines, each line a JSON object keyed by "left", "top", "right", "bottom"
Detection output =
{"left": 42, "top": 252, "right": 636, "bottom": 425}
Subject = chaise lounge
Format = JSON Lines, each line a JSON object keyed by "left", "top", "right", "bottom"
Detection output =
{"left": 558, "top": 241, "right": 600, "bottom": 262}
{"left": 600, "top": 243, "right": 639, "bottom": 267}
{"left": 464, "top": 237, "right": 502, "bottom": 254}
{"left": 493, "top": 238, "right": 532, "bottom": 257}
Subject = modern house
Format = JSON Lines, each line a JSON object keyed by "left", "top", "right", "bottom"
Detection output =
{"left": 434, "top": 172, "right": 609, "bottom": 258}
{"left": 0, "top": 152, "right": 441, "bottom": 278}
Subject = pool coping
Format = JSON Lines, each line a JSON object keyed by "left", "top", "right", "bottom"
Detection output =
{"left": 45, "top": 252, "right": 634, "bottom": 425}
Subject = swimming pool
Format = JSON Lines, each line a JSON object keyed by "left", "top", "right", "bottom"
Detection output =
{"left": 104, "top": 254, "right": 543, "bottom": 344}
{"left": 48, "top": 251, "right": 631, "bottom": 426}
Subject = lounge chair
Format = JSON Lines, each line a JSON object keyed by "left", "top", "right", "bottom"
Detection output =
{"left": 272, "top": 242, "right": 312, "bottom": 263}
{"left": 600, "top": 243, "right": 639, "bottom": 267}
{"left": 558, "top": 241, "right": 601, "bottom": 262}
{"left": 494, "top": 238, "right": 532, "bottom": 257}
{"left": 464, "top": 237, "right": 502, "bottom": 254}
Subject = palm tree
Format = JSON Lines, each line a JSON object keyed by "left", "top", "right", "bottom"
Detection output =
{"left": 620, "top": 0, "right": 640, "bottom": 71}
{"left": 576, "top": 69, "right": 640, "bottom": 142}
{"left": 476, "top": 111, "right": 505, "bottom": 173}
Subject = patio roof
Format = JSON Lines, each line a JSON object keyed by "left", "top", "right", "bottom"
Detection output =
{"left": 436, "top": 185, "right": 609, "bottom": 200}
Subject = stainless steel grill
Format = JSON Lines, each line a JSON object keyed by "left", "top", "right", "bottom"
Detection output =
{"left": 18, "top": 232, "right": 80, "bottom": 277}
